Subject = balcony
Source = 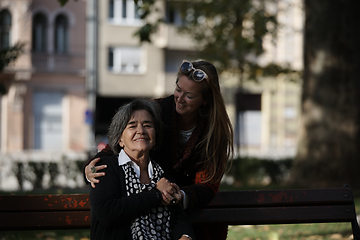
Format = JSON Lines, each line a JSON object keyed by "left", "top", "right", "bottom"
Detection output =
{"left": 31, "top": 53, "right": 85, "bottom": 74}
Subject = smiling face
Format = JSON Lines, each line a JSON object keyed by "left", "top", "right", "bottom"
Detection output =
{"left": 119, "top": 110, "right": 156, "bottom": 159}
{"left": 174, "top": 75, "right": 207, "bottom": 119}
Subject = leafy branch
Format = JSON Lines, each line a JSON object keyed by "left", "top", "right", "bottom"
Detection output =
{"left": 0, "top": 42, "right": 24, "bottom": 72}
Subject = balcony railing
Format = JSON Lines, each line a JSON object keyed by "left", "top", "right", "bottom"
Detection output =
{"left": 31, "top": 52, "right": 85, "bottom": 74}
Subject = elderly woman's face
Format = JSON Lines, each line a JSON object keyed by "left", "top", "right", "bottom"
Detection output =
{"left": 119, "top": 110, "right": 156, "bottom": 157}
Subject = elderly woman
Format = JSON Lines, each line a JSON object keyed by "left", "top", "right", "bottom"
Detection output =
{"left": 90, "top": 99, "right": 194, "bottom": 240}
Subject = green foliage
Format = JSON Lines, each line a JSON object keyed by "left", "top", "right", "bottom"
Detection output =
{"left": 136, "top": 0, "right": 299, "bottom": 81}
{"left": 177, "top": 0, "right": 273, "bottom": 67}
{"left": 58, "top": 0, "right": 68, "bottom": 6}
{"left": 0, "top": 43, "right": 25, "bottom": 95}
{"left": 57, "top": 0, "right": 78, "bottom": 7}
{"left": 0, "top": 42, "right": 24, "bottom": 94}
{"left": 227, "top": 223, "right": 353, "bottom": 240}
{"left": 58, "top": 0, "right": 298, "bottom": 79}
{"left": 0, "top": 223, "right": 353, "bottom": 239}
{"left": 134, "top": 23, "right": 157, "bottom": 43}
{"left": 0, "top": 42, "right": 24, "bottom": 72}
{"left": 174, "top": 0, "right": 290, "bottom": 78}
{"left": 133, "top": 0, "right": 163, "bottom": 42}
{"left": 225, "top": 156, "right": 292, "bottom": 187}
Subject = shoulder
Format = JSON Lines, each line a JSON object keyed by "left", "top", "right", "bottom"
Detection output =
{"left": 96, "top": 155, "right": 119, "bottom": 170}
{"left": 155, "top": 95, "right": 174, "bottom": 108}
{"left": 156, "top": 95, "right": 174, "bottom": 121}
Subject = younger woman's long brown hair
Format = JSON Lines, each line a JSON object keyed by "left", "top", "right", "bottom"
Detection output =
{"left": 178, "top": 60, "right": 234, "bottom": 184}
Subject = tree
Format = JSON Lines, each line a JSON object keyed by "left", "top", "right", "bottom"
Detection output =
{"left": 175, "top": 0, "right": 279, "bottom": 77}
{"left": 57, "top": 0, "right": 75, "bottom": 6}
{"left": 139, "top": 0, "right": 296, "bottom": 81}
{"left": 290, "top": 0, "right": 360, "bottom": 189}
{"left": 59, "top": 0, "right": 295, "bottom": 80}
{"left": 0, "top": 43, "right": 24, "bottom": 72}
{"left": 0, "top": 43, "right": 24, "bottom": 94}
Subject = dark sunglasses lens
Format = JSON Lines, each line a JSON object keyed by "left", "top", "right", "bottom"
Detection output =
{"left": 193, "top": 70, "right": 206, "bottom": 82}
{"left": 180, "top": 62, "right": 192, "bottom": 73}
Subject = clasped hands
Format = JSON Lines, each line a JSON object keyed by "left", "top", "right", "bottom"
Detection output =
{"left": 156, "top": 177, "right": 183, "bottom": 206}
{"left": 85, "top": 158, "right": 182, "bottom": 206}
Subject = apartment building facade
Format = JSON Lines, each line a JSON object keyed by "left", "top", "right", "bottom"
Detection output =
{"left": 0, "top": 0, "right": 87, "bottom": 155}
{"left": 92, "top": 0, "right": 303, "bottom": 159}
{"left": 0, "top": 0, "right": 303, "bottom": 158}
{"left": 90, "top": 0, "right": 200, "bottom": 145}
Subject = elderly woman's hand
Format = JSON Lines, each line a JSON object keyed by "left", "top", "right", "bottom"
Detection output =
{"left": 85, "top": 158, "right": 107, "bottom": 188}
{"left": 156, "top": 177, "right": 179, "bottom": 205}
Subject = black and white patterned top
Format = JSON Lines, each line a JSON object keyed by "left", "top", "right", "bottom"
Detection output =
{"left": 121, "top": 150, "right": 172, "bottom": 240}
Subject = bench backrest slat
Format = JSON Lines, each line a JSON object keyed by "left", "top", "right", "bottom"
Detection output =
{"left": 209, "top": 188, "right": 353, "bottom": 208}
{"left": 0, "top": 194, "right": 90, "bottom": 212}
{"left": 0, "top": 211, "right": 90, "bottom": 230}
{"left": 0, "top": 187, "right": 359, "bottom": 237}
{"left": 0, "top": 188, "right": 352, "bottom": 212}
{"left": 189, "top": 205, "right": 356, "bottom": 225}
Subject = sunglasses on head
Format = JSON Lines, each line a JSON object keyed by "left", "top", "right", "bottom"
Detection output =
{"left": 179, "top": 60, "right": 208, "bottom": 82}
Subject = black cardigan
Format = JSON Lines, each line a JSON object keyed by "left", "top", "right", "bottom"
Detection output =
{"left": 90, "top": 155, "right": 195, "bottom": 240}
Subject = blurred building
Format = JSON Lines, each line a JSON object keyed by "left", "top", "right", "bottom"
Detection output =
{"left": 235, "top": 0, "right": 303, "bottom": 158}
{"left": 0, "top": 0, "right": 303, "bottom": 159}
{"left": 0, "top": 0, "right": 87, "bottom": 157}
{"left": 90, "top": 0, "right": 303, "bottom": 159}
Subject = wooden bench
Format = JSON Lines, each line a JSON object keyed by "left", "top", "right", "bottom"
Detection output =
{"left": 0, "top": 186, "right": 359, "bottom": 239}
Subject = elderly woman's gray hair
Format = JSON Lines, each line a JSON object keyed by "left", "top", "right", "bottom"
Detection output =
{"left": 107, "top": 99, "right": 163, "bottom": 154}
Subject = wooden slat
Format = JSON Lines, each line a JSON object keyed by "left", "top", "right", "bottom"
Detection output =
{"left": 0, "top": 194, "right": 90, "bottom": 212}
{"left": 0, "top": 211, "right": 90, "bottom": 230}
{"left": 0, "top": 188, "right": 353, "bottom": 211}
{"left": 208, "top": 188, "right": 354, "bottom": 208}
{"left": 0, "top": 205, "right": 356, "bottom": 230}
{"left": 189, "top": 205, "right": 357, "bottom": 225}
{"left": 0, "top": 187, "right": 358, "bottom": 235}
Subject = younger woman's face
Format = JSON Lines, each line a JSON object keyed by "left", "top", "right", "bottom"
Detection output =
{"left": 174, "top": 75, "right": 207, "bottom": 118}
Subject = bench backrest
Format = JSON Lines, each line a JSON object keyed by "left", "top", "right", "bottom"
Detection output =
{"left": 0, "top": 187, "right": 359, "bottom": 238}
{"left": 0, "top": 194, "right": 90, "bottom": 230}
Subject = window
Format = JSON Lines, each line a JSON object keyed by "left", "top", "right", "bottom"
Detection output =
{"left": 0, "top": 9, "right": 11, "bottom": 49}
{"left": 165, "top": 3, "right": 184, "bottom": 26}
{"left": 108, "top": 46, "right": 143, "bottom": 74}
{"left": 109, "top": 0, "right": 114, "bottom": 19}
{"left": 54, "top": 14, "right": 68, "bottom": 53}
{"left": 284, "top": 106, "right": 296, "bottom": 119}
{"left": 235, "top": 93, "right": 262, "bottom": 147}
{"left": 32, "top": 13, "right": 47, "bottom": 52}
{"left": 108, "top": 0, "right": 142, "bottom": 25}
{"left": 238, "top": 111, "right": 262, "bottom": 146}
{"left": 33, "top": 91, "right": 63, "bottom": 150}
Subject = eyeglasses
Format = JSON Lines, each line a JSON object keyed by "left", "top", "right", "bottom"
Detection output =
{"left": 179, "top": 60, "right": 208, "bottom": 82}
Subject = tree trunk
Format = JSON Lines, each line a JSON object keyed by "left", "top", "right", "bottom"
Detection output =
{"left": 290, "top": 0, "right": 360, "bottom": 189}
